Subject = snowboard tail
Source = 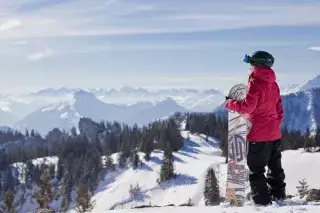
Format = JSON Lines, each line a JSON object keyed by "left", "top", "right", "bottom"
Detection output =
{"left": 225, "top": 83, "right": 248, "bottom": 207}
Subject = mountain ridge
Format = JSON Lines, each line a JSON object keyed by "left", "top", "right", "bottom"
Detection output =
{"left": 15, "top": 91, "right": 188, "bottom": 134}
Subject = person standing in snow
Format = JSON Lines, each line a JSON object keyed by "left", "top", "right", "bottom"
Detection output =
{"left": 224, "top": 51, "right": 286, "bottom": 205}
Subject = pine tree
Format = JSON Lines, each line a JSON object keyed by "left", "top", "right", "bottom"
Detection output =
{"left": 76, "top": 183, "right": 94, "bottom": 213}
{"left": 117, "top": 151, "right": 126, "bottom": 168}
{"left": 144, "top": 152, "right": 151, "bottom": 161}
{"left": 59, "top": 173, "right": 72, "bottom": 212}
{"left": 315, "top": 127, "right": 320, "bottom": 149}
{"left": 25, "top": 129, "right": 29, "bottom": 137}
{"left": 71, "top": 127, "right": 77, "bottom": 137}
{"left": 131, "top": 149, "right": 140, "bottom": 169}
{"left": 203, "top": 167, "right": 220, "bottom": 206}
{"left": 158, "top": 153, "right": 175, "bottom": 183}
{"left": 56, "top": 158, "right": 64, "bottom": 182}
{"left": 303, "top": 127, "right": 316, "bottom": 152}
{"left": 296, "top": 178, "right": 309, "bottom": 198}
{"left": 142, "top": 131, "right": 153, "bottom": 161}
{"left": 105, "top": 154, "right": 114, "bottom": 171}
{"left": 0, "top": 189, "right": 18, "bottom": 213}
{"left": 166, "top": 118, "right": 183, "bottom": 151}
{"left": 30, "top": 129, "right": 36, "bottom": 137}
{"left": 35, "top": 169, "right": 54, "bottom": 210}
{"left": 25, "top": 160, "right": 34, "bottom": 187}
{"left": 60, "top": 182, "right": 69, "bottom": 212}
{"left": 49, "top": 164, "right": 55, "bottom": 179}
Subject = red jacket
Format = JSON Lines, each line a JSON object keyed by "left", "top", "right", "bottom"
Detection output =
{"left": 224, "top": 67, "right": 283, "bottom": 142}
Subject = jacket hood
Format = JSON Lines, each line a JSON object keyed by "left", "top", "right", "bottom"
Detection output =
{"left": 250, "top": 67, "right": 276, "bottom": 83}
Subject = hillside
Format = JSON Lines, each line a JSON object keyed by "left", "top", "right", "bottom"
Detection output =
{"left": 282, "top": 74, "right": 320, "bottom": 95}
{"left": 281, "top": 88, "right": 320, "bottom": 134}
{"left": 7, "top": 130, "right": 320, "bottom": 213}
{"left": 299, "top": 74, "right": 320, "bottom": 92}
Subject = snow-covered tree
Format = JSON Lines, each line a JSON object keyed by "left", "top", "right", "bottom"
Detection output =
{"left": 296, "top": 178, "right": 309, "bottom": 198}
{"left": 204, "top": 167, "right": 220, "bottom": 206}
{"left": 0, "top": 189, "right": 18, "bottom": 213}
{"left": 158, "top": 153, "right": 175, "bottom": 183}
{"left": 76, "top": 183, "right": 94, "bottom": 213}
{"left": 35, "top": 168, "right": 54, "bottom": 210}
{"left": 131, "top": 149, "right": 140, "bottom": 170}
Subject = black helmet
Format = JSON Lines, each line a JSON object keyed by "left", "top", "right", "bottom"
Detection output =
{"left": 243, "top": 50, "right": 274, "bottom": 68}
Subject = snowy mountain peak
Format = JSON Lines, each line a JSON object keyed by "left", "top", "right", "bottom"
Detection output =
{"left": 157, "top": 97, "right": 178, "bottom": 105}
{"left": 202, "top": 89, "right": 223, "bottom": 96}
{"left": 118, "top": 86, "right": 148, "bottom": 94}
{"left": 281, "top": 84, "right": 301, "bottom": 95}
{"left": 15, "top": 93, "right": 188, "bottom": 134}
{"left": 73, "top": 90, "right": 97, "bottom": 101}
{"left": 300, "top": 74, "right": 320, "bottom": 92}
{"left": 34, "top": 87, "right": 80, "bottom": 96}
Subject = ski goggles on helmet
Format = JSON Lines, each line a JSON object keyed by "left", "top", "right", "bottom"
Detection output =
{"left": 243, "top": 54, "right": 251, "bottom": 63}
{"left": 243, "top": 54, "right": 269, "bottom": 63}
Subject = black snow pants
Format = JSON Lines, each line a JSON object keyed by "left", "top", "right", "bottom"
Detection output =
{"left": 247, "top": 139, "right": 286, "bottom": 205}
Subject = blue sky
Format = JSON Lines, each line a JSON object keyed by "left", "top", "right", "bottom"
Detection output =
{"left": 0, "top": 0, "right": 320, "bottom": 94}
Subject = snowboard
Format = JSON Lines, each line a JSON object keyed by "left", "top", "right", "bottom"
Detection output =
{"left": 225, "top": 83, "right": 251, "bottom": 207}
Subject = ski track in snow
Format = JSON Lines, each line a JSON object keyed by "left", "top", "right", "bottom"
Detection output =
{"left": 306, "top": 90, "right": 317, "bottom": 135}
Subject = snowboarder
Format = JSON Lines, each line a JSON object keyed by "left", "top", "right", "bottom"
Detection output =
{"left": 224, "top": 51, "right": 286, "bottom": 206}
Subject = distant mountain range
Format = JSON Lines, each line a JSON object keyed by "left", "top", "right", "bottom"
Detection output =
{"left": 15, "top": 90, "right": 188, "bottom": 134}
{"left": 0, "top": 74, "right": 319, "bottom": 135}
{"left": 0, "top": 87, "right": 225, "bottom": 134}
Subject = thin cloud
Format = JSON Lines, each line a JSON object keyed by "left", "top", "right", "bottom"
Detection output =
{"left": 12, "top": 40, "right": 28, "bottom": 46}
{"left": 105, "top": 0, "right": 118, "bottom": 5}
{"left": 0, "top": 19, "right": 21, "bottom": 31}
{"left": 27, "top": 48, "right": 55, "bottom": 61}
{"left": 0, "top": 1, "right": 320, "bottom": 39}
{"left": 62, "top": 28, "right": 170, "bottom": 37}
{"left": 309, "top": 46, "right": 320, "bottom": 51}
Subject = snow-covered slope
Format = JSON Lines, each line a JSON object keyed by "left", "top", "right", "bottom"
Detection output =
{"left": 282, "top": 74, "right": 320, "bottom": 95}
{"left": 9, "top": 130, "right": 320, "bottom": 213}
{"left": 72, "top": 138, "right": 320, "bottom": 213}
{"left": 281, "top": 84, "right": 301, "bottom": 95}
{"left": 106, "top": 205, "right": 320, "bottom": 213}
{"left": 281, "top": 88, "right": 320, "bottom": 134}
{"left": 15, "top": 91, "right": 188, "bottom": 134}
{"left": 76, "top": 132, "right": 224, "bottom": 211}
{"left": 300, "top": 74, "right": 320, "bottom": 92}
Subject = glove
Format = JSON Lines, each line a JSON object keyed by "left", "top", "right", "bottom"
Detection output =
{"left": 225, "top": 96, "right": 231, "bottom": 101}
